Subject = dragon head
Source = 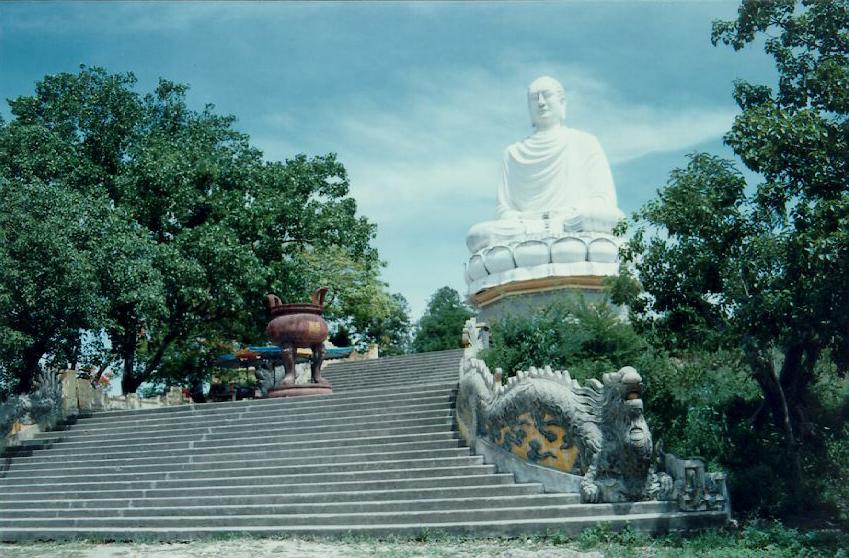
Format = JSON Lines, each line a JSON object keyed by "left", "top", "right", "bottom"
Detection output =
{"left": 601, "top": 366, "right": 653, "bottom": 461}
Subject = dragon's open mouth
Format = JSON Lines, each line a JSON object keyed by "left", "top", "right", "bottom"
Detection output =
{"left": 629, "top": 426, "right": 645, "bottom": 443}
{"left": 624, "top": 383, "right": 642, "bottom": 402}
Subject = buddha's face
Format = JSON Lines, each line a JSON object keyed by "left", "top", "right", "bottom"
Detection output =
{"left": 527, "top": 76, "right": 566, "bottom": 130}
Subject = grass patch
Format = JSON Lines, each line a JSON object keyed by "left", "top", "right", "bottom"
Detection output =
{"left": 549, "top": 520, "right": 849, "bottom": 557}
{"left": 2, "top": 521, "right": 847, "bottom": 558}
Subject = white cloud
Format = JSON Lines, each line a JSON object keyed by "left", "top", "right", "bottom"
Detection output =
{"left": 572, "top": 95, "right": 736, "bottom": 165}
{"left": 3, "top": 2, "right": 262, "bottom": 34}
{"left": 303, "top": 65, "right": 736, "bottom": 223}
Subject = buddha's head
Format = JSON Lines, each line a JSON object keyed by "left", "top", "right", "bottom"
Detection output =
{"left": 527, "top": 76, "right": 566, "bottom": 131}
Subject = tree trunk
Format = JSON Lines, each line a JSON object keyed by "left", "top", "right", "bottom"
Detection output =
{"left": 142, "top": 327, "right": 181, "bottom": 379}
{"left": 121, "top": 350, "right": 136, "bottom": 395}
{"left": 15, "top": 335, "right": 52, "bottom": 394}
{"left": 120, "top": 330, "right": 141, "bottom": 395}
{"left": 67, "top": 329, "right": 81, "bottom": 371}
{"left": 781, "top": 341, "right": 818, "bottom": 440}
{"left": 748, "top": 348, "right": 804, "bottom": 496}
{"left": 15, "top": 353, "right": 38, "bottom": 395}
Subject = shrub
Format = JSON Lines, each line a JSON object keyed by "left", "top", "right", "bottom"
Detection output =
{"left": 0, "top": 395, "right": 21, "bottom": 454}
{"left": 481, "top": 297, "right": 644, "bottom": 383}
{"left": 28, "top": 368, "right": 64, "bottom": 431}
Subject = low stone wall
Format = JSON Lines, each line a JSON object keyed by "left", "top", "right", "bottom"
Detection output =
{"left": 3, "top": 419, "right": 40, "bottom": 451}
{"left": 2, "top": 372, "right": 192, "bottom": 453}
{"left": 324, "top": 344, "right": 380, "bottom": 364}
{"left": 60, "top": 370, "right": 190, "bottom": 414}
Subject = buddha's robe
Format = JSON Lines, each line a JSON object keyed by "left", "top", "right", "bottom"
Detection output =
{"left": 466, "top": 126, "right": 624, "bottom": 254}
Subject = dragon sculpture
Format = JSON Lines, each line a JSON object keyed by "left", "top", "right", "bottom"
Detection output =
{"left": 458, "top": 357, "right": 672, "bottom": 503}
{"left": 457, "top": 318, "right": 727, "bottom": 510}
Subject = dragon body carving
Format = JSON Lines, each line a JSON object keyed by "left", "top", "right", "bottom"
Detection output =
{"left": 457, "top": 357, "right": 673, "bottom": 503}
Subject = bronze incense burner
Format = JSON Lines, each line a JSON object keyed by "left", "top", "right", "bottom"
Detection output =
{"left": 265, "top": 287, "right": 330, "bottom": 393}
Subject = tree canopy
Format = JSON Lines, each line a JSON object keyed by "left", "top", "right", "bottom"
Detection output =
{"left": 412, "top": 287, "right": 474, "bottom": 353}
{"left": 613, "top": 0, "right": 849, "bottom": 487}
{"left": 0, "top": 66, "right": 403, "bottom": 395}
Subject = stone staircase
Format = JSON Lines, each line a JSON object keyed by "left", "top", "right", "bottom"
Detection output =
{"left": 0, "top": 349, "right": 721, "bottom": 541}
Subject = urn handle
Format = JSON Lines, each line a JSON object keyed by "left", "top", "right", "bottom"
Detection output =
{"left": 266, "top": 294, "right": 282, "bottom": 313}
{"left": 311, "top": 287, "right": 329, "bottom": 309}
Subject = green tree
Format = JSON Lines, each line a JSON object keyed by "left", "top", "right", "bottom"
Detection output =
{"left": 297, "top": 247, "right": 412, "bottom": 355}
{"left": 362, "top": 292, "right": 413, "bottom": 356}
{"left": 412, "top": 287, "right": 474, "bottom": 353}
{"left": 0, "top": 181, "right": 100, "bottom": 395}
{"left": 614, "top": 0, "right": 849, "bottom": 489}
{"left": 0, "top": 66, "right": 387, "bottom": 394}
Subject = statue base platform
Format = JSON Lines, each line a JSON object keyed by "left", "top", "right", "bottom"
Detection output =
{"left": 470, "top": 275, "right": 620, "bottom": 323}
{"left": 464, "top": 232, "right": 619, "bottom": 295}
{"left": 267, "top": 381, "right": 332, "bottom": 398}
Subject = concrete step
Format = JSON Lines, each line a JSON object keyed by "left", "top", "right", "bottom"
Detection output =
{"left": 30, "top": 413, "right": 454, "bottom": 450}
{"left": 58, "top": 399, "right": 454, "bottom": 439}
{"left": 49, "top": 400, "right": 457, "bottom": 444}
{"left": 324, "top": 350, "right": 461, "bottom": 372}
{"left": 0, "top": 442, "right": 470, "bottom": 478}
{"left": 36, "top": 423, "right": 459, "bottom": 459}
{"left": 324, "top": 366, "right": 459, "bottom": 382}
{"left": 0, "top": 482, "right": 544, "bottom": 510}
{"left": 0, "top": 464, "right": 498, "bottom": 494}
{"left": 325, "top": 362, "right": 460, "bottom": 376}
{"left": 6, "top": 437, "right": 466, "bottom": 470}
{"left": 0, "top": 511, "right": 730, "bottom": 541}
{"left": 321, "top": 357, "right": 460, "bottom": 377}
{"left": 72, "top": 381, "right": 452, "bottom": 422}
{"left": 324, "top": 375, "right": 457, "bottom": 391}
{"left": 0, "top": 455, "right": 485, "bottom": 485}
{"left": 0, "top": 493, "right": 580, "bottom": 517}
{"left": 31, "top": 404, "right": 453, "bottom": 442}
{"left": 323, "top": 377, "right": 455, "bottom": 390}
{"left": 324, "top": 367, "right": 458, "bottom": 381}
{"left": 74, "top": 383, "right": 456, "bottom": 425}
{"left": 0, "top": 472, "right": 518, "bottom": 501}
{"left": 0, "top": 501, "right": 681, "bottom": 528}
{"left": 325, "top": 379, "right": 455, "bottom": 393}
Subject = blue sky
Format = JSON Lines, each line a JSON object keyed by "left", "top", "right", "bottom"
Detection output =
{"left": 0, "top": 1, "right": 774, "bottom": 319}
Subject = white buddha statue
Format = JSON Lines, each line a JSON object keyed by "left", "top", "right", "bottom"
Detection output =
{"left": 466, "top": 76, "right": 624, "bottom": 254}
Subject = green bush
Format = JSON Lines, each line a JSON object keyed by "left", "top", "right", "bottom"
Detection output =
{"left": 566, "top": 520, "right": 848, "bottom": 557}
{"left": 817, "top": 424, "right": 849, "bottom": 522}
{"left": 28, "top": 368, "right": 64, "bottom": 431}
{"left": 481, "top": 297, "right": 644, "bottom": 383}
{"left": 0, "top": 395, "right": 21, "bottom": 454}
{"left": 412, "top": 287, "right": 473, "bottom": 353}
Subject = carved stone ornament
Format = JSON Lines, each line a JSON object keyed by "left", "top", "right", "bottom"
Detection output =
{"left": 456, "top": 318, "right": 729, "bottom": 511}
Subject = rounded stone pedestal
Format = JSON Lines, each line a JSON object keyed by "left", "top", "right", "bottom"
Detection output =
{"left": 267, "top": 381, "right": 332, "bottom": 398}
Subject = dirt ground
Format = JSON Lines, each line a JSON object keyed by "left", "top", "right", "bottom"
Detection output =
{"left": 0, "top": 538, "right": 603, "bottom": 558}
